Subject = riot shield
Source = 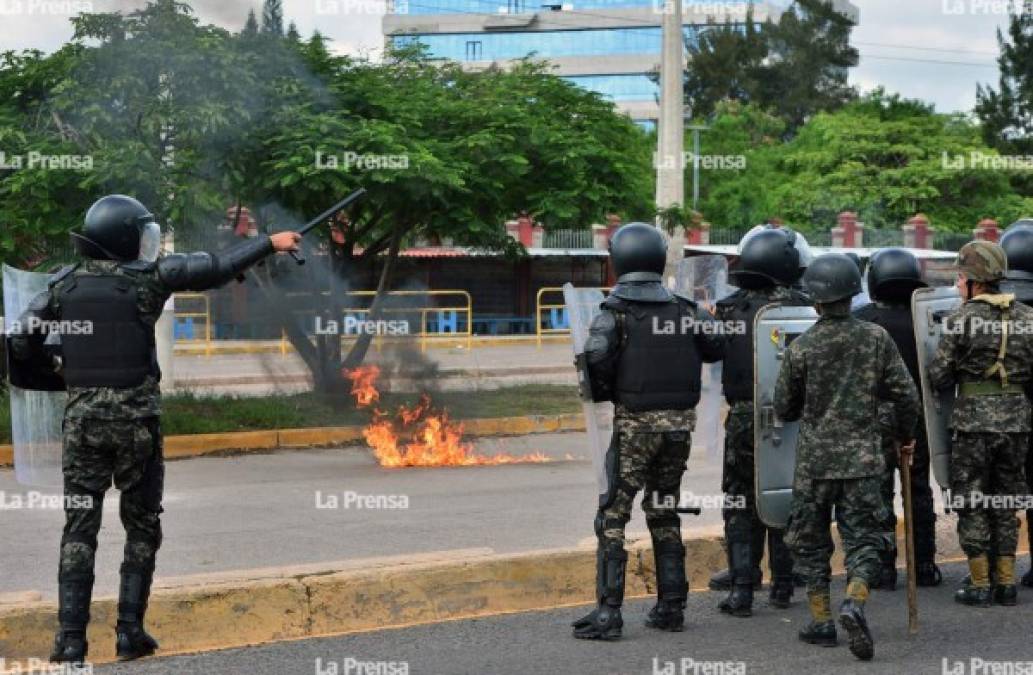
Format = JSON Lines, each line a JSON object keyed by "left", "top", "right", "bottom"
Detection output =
{"left": 675, "top": 256, "right": 734, "bottom": 460}
{"left": 754, "top": 304, "right": 818, "bottom": 528}
{"left": 3, "top": 265, "right": 65, "bottom": 487}
{"left": 563, "top": 283, "right": 613, "bottom": 499}
{"left": 912, "top": 286, "right": 961, "bottom": 489}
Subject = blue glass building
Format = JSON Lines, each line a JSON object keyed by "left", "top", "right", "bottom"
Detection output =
{"left": 383, "top": 0, "right": 858, "bottom": 128}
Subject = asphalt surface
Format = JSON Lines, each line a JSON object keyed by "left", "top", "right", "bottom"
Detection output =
{"left": 0, "top": 433, "right": 724, "bottom": 598}
{"left": 95, "top": 562, "right": 1033, "bottom": 675}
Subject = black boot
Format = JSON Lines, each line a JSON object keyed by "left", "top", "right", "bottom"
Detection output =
{"left": 1023, "top": 523, "right": 1033, "bottom": 588}
{"left": 50, "top": 575, "right": 94, "bottom": 665}
{"left": 915, "top": 561, "right": 943, "bottom": 587}
{"left": 872, "top": 549, "right": 897, "bottom": 591}
{"left": 708, "top": 566, "right": 761, "bottom": 591}
{"left": 798, "top": 620, "right": 837, "bottom": 647}
{"left": 115, "top": 565, "right": 160, "bottom": 661}
{"left": 718, "top": 541, "right": 753, "bottom": 617}
{"left": 572, "top": 542, "right": 626, "bottom": 641}
{"left": 767, "top": 530, "right": 794, "bottom": 609}
{"left": 838, "top": 599, "right": 874, "bottom": 661}
{"left": 646, "top": 541, "right": 687, "bottom": 632}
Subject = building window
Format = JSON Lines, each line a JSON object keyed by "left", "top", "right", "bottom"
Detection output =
{"left": 507, "top": 0, "right": 525, "bottom": 12}
{"left": 465, "top": 40, "right": 483, "bottom": 60}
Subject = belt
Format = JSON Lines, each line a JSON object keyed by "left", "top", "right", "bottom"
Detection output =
{"left": 959, "top": 381, "right": 1026, "bottom": 396}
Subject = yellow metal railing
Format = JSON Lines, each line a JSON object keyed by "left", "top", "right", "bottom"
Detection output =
{"left": 280, "top": 289, "right": 474, "bottom": 355}
{"left": 535, "top": 286, "right": 611, "bottom": 348}
{"left": 172, "top": 293, "right": 213, "bottom": 356}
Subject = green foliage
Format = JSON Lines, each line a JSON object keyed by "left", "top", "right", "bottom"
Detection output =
{"left": 694, "top": 92, "right": 1033, "bottom": 232}
{"left": 685, "top": 0, "right": 858, "bottom": 135}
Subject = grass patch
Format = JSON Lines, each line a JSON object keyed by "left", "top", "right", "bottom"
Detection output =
{"left": 0, "top": 385, "right": 581, "bottom": 442}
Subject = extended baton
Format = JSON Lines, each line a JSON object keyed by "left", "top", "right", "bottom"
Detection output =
{"left": 288, "top": 188, "right": 368, "bottom": 265}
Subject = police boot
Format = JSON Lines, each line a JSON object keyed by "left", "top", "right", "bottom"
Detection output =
{"left": 767, "top": 530, "right": 794, "bottom": 609}
{"left": 872, "top": 549, "right": 897, "bottom": 591}
{"left": 955, "top": 555, "right": 992, "bottom": 608}
{"left": 707, "top": 566, "right": 762, "bottom": 591}
{"left": 718, "top": 541, "right": 753, "bottom": 617}
{"left": 915, "top": 560, "right": 943, "bottom": 587}
{"left": 645, "top": 541, "right": 687, "bottom": 632}
{"left": 838, "top": 581, "right": 874, "bottom": 662}
{"left": 50, "top": 575, "right": 94, "bottom": 664}
{"left": 798, "top": 589, "right": 837, "bottom": 647}
{"left": 572, "top": 542, "right": 626, "bottom": 641}
{"left": 115, "top": 565, "right": 160, "bottom": 661}
{"left": 992, "top": 556, "right": 1018, "bottom": 606}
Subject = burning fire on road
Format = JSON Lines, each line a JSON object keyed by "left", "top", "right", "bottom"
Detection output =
{"left": 344, "top": 366, "right": 550, "bottom": 468}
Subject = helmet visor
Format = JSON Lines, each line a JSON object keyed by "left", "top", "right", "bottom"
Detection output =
{"left": 139, "top": 221, "right": 163, "bottom": 263}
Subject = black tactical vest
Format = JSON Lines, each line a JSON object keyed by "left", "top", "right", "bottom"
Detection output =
{"left": 719, "top": 289, "right": 808, "bottom": 403}
{"left": 854, "top": 302, "right": 920, "bottom": 386}
{"left": 58, "top": 272, "right": 156, "bottom": 388}
{"left": 1003, "top": 278, "right": 1033, "bottom": 307}
{"left": 609, "top": 297, "right": 702, "bottom": 412}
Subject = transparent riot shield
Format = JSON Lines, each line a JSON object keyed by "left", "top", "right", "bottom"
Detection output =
{"left": 563, "top": 283, "right": 613, "bottom": 499}
{"left": 912, "top": 286, "right": 961, "bottom": 489}
{"left": 674, "top": 256, "right": 734, "bottom": 460}
{"left": 753, "top": 304, "right": 818, "bottom": 528}
{"left": 3, "top": 265, "right": 65, "bottom": 487}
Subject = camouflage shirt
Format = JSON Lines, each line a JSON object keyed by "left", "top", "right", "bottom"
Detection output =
{"left": 46, "top": 261, "right": 174, "bottom": 420}
{"left": 773, "top": 309, "right": 919, "bottom": 480}
{"left": 927, "top": 294, "right": 1033, "bottom": 433}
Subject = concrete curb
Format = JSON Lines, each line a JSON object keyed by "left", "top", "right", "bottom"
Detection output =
{"left": 0, "top": 414, "right": 586, "bottom": 467}
{"left": 3, "top": 521, "right": 1026, "bottom": 666}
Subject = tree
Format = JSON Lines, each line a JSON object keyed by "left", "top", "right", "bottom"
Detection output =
{"left": 262, "top": 0, "right": 284, "bottom": 36}
{"left": 975, "top": 6, "right": 1033, "bottom": 194}
{"left": 242, "top": 8, "right": 259, "bottom": 37}
{"left": 286, "top": 21, "right": 301, "bottom": 43}
{"left": 684, "top": 0, "right": 858, "bottom": 135}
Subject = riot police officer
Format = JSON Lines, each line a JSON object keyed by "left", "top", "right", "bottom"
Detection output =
{"left": 774, "top": 254, "right": 918, "bottom": 661}
{"left": 928, "top": 241, "right": 1033, "bottom": 608}
{"left": 571, "top": 223, "right": 725, "bottom": 640}
{"left": 9, "top": 195, "right": 300, "bottom": 664}
{"left": 853, "top": 248, "right": 942, "bottom": 589}
{"left": 711, "top": 229, "right": 810, "bottom": 617}
{"left": 1001, "top": 220, "right": 1033, "bottom": 589}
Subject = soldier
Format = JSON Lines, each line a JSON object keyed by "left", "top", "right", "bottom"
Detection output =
{"left": 929, "top": 241, "right": 1033, "bottom": 608}
{"left": 853, "top": 248, "right": 942, "bottom": 589}
{"left": 571, "top": 223, "right": 725, "bottom": 640}
{"left": 9, "top": 195, "right": 301, "bottom": 664}
{"left": 775, "top": 254, "right": 918, "bottom": 661}
{"left": 1001, "top": 221, "right": 1033, "bottom": 589}
{"left": 711, "top": 229, "right": 810, "bottom": 617}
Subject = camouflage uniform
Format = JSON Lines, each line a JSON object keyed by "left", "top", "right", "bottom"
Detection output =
{"left": 44, "top": 261, "right": 173, "bottom": 582}
{"left": 927, "top": 295, "right": 1033, "bottom": 560}
{"left": 599, "top": 407, "right": 695, "bottom": 548}
{"left": 774, "top": 307, "right": 919, "bottom": 594}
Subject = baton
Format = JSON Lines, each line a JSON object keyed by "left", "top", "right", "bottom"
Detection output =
{"left": 287, "top": 188, "right": 368, "bottom": 265}
{"left": 899, "top": 439, "right": 919, "bottom": 635}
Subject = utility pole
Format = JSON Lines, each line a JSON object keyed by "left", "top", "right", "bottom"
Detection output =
{"left": 656, "top": 0, "right": 685, "bottom": 283}
{"left": 686, "top": 124, "right": 707, "bottom": 211}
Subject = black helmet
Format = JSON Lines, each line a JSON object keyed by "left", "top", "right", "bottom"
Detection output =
{"left": 72, "top": 195, "right": 156, "bottom": 261}
{"left": 803, "top": 253, "right": 863, "bottom": 303}
{"left": 1001, "top": 219, "right": 1033, "bottom": 280}
{"left": 609, "top": 222, "right": 667, "bottom": 282}
{"left": 729, "top": 229, "right": 800, "bottom": 289}
{"left": 867, "top": 248, "right": 926, "bottom": 302}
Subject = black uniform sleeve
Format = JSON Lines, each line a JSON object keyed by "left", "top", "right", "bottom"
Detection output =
{"left": 8, "top": 289, "right": 56, "bottom": 361}
{"left": 157, "top": 236, "right": 275, "bottom": 292}
{"left": 584, "top": 307, "right": 620, "bottom": 401}
{"left": 692, "top": 304, "right": 726, "bottom": 363}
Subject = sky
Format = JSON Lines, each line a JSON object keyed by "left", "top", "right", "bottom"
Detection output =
{"left": 0, "top": 0, "right": 1017, "bottom": 114}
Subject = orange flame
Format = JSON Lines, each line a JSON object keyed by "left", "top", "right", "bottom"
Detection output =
{"left": 343, "top": 366, "right": 549, "bottom": 468}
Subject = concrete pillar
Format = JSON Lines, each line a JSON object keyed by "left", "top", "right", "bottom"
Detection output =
{"left": 973, "top": 218, "right": 1000, "bottom": 242}
{"left": 902, "top": 214, "right": 935, "bottom": 249}
{"left": 832, "top": 211, "right": 863, "bottom": 248}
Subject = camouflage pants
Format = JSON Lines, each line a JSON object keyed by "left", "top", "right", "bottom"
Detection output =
{"left": 785, "top": 475, "right": 892, "bottom": 594}
{"left": 879, "top": 425, "right": 937, "bottom": 564}
{"left": 60, "top": 417, "right": 165, "bottom": 582}
{"left": 950, "top": 431, "right": 1028, "bottom": 559}
{"left": 597, "top": 429, "right": 690, "bottom": 549}
{"left": 722, "top": 402, "right": 792, "bottom": 576}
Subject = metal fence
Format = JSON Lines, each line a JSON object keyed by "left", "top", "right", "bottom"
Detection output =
{"left": 543, "top": 229, "right": 594, "bottom": 249}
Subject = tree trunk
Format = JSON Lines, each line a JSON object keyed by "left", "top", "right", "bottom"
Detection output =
{"left": 342, "top": 224, "right": 405, "bottom": 371}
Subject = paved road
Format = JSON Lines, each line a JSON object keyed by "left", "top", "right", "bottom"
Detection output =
{"left": 97, "top": 562, "right": 1033, "bottom": 675}
{"left": 0, "top": 433, "right": 725, "bottom": 599}
{"left": 170, "top": 341, "right": 574, "bottom": 395}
